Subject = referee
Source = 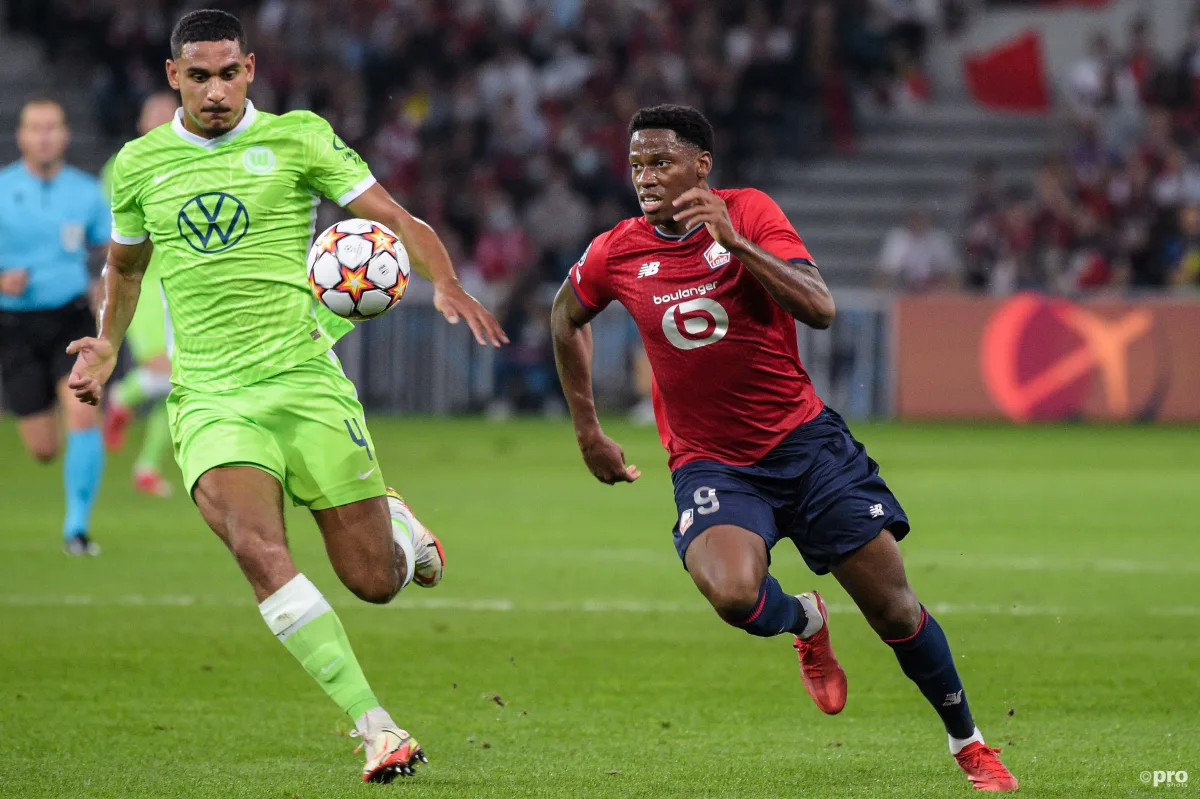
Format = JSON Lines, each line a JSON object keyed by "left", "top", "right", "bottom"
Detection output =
{"left": 0, "top": 99, "right": 111, "bottom": 555}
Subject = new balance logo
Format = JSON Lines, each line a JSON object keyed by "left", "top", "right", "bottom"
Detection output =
{"left": 943, "top": 690, "right": 963, "bottom": 707}
{"left": 868, "top": 503, "right": 885, "bottom": 519}
{"left": 637, "top": 261, "right": 660, "bottom": 278}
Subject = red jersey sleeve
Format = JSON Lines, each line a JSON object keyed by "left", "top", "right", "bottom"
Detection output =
{"left": 738, "top": 188, "right": 814, "bottom": 265}
{"left": 568, "top": 230, "right": 617, "bottom": 311}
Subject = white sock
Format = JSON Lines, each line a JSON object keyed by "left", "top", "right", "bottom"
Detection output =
{"left": 258, "top": 574, "right": 332, "bottom": 641}
{"left": 949, "top": 726, "right": 985, "bottom": 755}
{"left": 136, "top": 368, "right": 173, "bottom": 401}
{"left": 796, "top": 593, "right": 824, "bottom": 638}
{"left": 389, "top": 505, "right": 416, "bottom": 590}
{"left": 355, "top": 706, "right": 397, "bottom": 738}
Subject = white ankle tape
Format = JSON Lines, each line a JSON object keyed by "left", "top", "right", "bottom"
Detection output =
{"left": 259, "top": 574, "right": 332, "bottom": 640}
{"left": 949, "top": 727, "right": 984, "bottom": 755}
{"left": 391, "top": 517, "right": 416, "bottom": 590}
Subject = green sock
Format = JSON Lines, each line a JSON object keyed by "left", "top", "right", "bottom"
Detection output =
{"left": 134, "top": 403, "right": 171, "bottom": 473}
{"left": 259, "top": 574, "right": 380, "bottom": 721}
{"left": 114, "top": 368, "right": 148, "bottom": 407}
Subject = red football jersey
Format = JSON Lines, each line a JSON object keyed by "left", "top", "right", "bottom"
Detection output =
{"left": 570, "top": 187, "right": 825, "bottom": 469}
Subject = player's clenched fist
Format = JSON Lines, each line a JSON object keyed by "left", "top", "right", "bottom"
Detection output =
{"left": 65, "top": 336, "right": 117, "bottom": 406}
{"left": 579, "top": 433, "right": 641, "bottom": 485}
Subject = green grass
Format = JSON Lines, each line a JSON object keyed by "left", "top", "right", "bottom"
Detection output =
{"left": 1, "top": 418, "right": 1198, "bottom": 798}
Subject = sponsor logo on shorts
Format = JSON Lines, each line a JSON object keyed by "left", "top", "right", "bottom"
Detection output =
{"left": 869, "top": 503, "right": 885, "bottom": 519}
{"left": 679, "top": 509, "right": 694, "bottom": 534}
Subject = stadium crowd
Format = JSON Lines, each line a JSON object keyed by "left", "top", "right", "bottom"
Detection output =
{"left": 959, "top": 11, "right": 1200, "bottom": 294}
{"left": 7, "top": 0, "right": 954, "bottom": 412}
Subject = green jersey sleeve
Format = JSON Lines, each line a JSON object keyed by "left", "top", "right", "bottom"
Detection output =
{"left": 108, "top": 148, "right": 148, "bottom": 245}
{"left": 299, "top": 112, "right": 375, "bottom": 206}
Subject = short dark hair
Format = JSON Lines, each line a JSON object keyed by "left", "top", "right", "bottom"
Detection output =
{"left": 628, "top": 104, "right": 715, "bottom": 153}
{"left": 170, "top": 9, "right": 247, "bottom": 59}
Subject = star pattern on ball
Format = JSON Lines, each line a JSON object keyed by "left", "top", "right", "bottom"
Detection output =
{"left": 363, "top": 224, "right": 398, "bottom": 257}
{"left": 335, "top": 263, "right": 374, "bottom": 303}
{"left": 308, "top": 268, "right": 323, "bottom": 299}
{"left": 315, "top": 226, "right": 349, "bottom": 254}
{"left": 388, "top": 271, "right": 410, "bottom": 299}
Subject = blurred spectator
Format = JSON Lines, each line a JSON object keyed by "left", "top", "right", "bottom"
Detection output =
{"left": 474, "top": 191, "right": 535, "bottom": 287}
{"left": 877, "top": 208, "right": 956, "bottom": 291}
{"left": 964, "top": 5, "right": 1200, "bottom": 297}
{"left": 991, "top": 188, "right": 1038, "bottom": 295}
{"left": 962, "top": 160, "right": 1000, "bottom": 291}
{"left": 523, "top": 168, "right": 592, "bottom": 276}
{"left": 488, "top": 278, "right": 562, "bottom": 420}
{"left": 1167, "top": 203, "right": 1200, "bottom": 287}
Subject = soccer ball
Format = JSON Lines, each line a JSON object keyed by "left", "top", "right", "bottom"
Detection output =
{"left": 307, "top": 218, "right": 411, "bottom": 320}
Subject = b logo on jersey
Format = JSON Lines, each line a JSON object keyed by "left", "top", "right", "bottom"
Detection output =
{"left": 178, "top": 192, "right": 250, "bottom": 254}
{"left": 662, "top": 297, "right": 728, "bottom": 350}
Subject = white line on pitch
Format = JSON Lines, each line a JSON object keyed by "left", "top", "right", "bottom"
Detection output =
{"left": 1, "top": 594, "right": 1199, "bottom": 617}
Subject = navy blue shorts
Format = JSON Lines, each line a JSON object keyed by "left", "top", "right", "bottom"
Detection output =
{"left": 670, "top": 407, "right": 910, "bottom": 575}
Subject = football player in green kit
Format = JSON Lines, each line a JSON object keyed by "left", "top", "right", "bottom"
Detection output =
{"left": 67, "top": 9, "right": 508, "bottom": 783}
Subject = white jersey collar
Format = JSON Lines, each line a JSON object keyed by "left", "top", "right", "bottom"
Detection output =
{"left": 171, "top": 100, "right": 258, "bottom": 148}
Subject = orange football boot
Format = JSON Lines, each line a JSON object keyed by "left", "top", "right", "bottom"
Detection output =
{"left": 791, "top": 591, "right": 848, "bottom": 714}
{"left": 955, "top": 741, "right": 1018, "bottom": 791}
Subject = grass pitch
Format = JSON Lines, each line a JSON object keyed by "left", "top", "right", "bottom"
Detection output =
{"left": 1, "top": 418, "right": 1197, "bottom": 798}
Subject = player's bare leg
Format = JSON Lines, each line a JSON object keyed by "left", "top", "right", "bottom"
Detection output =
{"left": 17, "top": 409, "right": 60, "bottom": 463}
{"left": 832, "top": 530, "right": 1017, "bottom": 791}
{"left": 684, "top": 524, "right": 846, "bottom": 713}
{"left": 311, "top": 490, "right": 441, "bottom": 780}
{"left": 195, "top": 466, "right": 424, "bottom": 782}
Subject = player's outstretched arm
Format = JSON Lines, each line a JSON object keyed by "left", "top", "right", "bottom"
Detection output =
{"left": 347, "top": 185, "right": 508, "bottom": 347}
{"left": 67, "top": 239, "right": 153, "bottom": 405}
{"left": 550, "top": 282, "right": 640, "bottom": 485}
{"left": 672, "top": 188, "right": 836, "bottom": 329}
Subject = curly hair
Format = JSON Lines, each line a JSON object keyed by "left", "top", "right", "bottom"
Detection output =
{"left": 628, "top": 104, "right": 715, "bottom": 153}
{"left": 170, "top": 9, "right": 247, "bottom": 59}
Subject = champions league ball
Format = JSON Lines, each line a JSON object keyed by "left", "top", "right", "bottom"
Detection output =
{"left": 307, "top": 218, "right": 411, "bottom": 320}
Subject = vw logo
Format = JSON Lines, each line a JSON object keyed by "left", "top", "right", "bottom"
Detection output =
{"left": 178, "top": 192, "right": 249, "bottom": 254}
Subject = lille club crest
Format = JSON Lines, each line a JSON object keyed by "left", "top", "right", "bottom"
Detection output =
{"left": 704, "top": 241, "right": 731, "bottom": 270}
{"left": 679, "top": 509, "right": 694, "bottom": 534}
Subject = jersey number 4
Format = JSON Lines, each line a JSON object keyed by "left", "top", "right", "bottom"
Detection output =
{"left": 661, "top": 298, "right": 729, "bottom": 350}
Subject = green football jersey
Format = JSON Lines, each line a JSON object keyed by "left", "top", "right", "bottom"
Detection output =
{"left": 102, "top": 154, "right": 162, "bottom": 291}
{"left": 108, "top": 102, "right": 368, "bottom": 391}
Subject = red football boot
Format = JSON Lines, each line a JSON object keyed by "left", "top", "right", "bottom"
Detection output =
{"left": 133, "top": 468, "right": 173, "bottom": 498}
{"left": 955, "top": 741, "right": 1018, "bottom": 791}
{"left": 103, "top": 401, "right": 133, "bottom": 452}
{"left": 791, "top": 591, "right": 848, "bottom": 714}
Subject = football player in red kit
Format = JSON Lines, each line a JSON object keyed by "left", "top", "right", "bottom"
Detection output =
{"left": 550, "top": 105, "right": 1016, "bottom": 792}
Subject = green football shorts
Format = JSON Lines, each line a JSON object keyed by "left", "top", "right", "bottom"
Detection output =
{"left": 167, "top": 350, "right": 386, "bottom": 509}
{"left": 126, "top": 276, "right": 168, "bottom": 363}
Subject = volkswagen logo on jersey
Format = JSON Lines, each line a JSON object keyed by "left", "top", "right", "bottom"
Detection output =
{"left": 178, "top": 192, "right": 250, "bottom": 254}
{"left": 662, "top": 297, "right": 728, "bottom": 350}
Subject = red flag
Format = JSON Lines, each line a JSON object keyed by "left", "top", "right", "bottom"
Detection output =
{"left": 964, "top": 30, "right": 1051, "bottom": 112}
